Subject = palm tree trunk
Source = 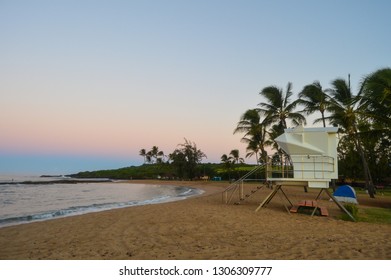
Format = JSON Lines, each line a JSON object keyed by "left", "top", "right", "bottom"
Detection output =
{"left": 260, "top": 146, "right": 267, "bottom": 165}
{"left": 353, "top": 132, "right": 375, "bottom": 198}
{"left": 280, "top": 151, "right": 284, "bottom": 178}
{"left": 321, "top": 111, "right": 326, "bottom": 127}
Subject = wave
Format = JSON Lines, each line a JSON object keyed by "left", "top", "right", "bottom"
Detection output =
{"left": 175, "top": 186, "right": 203, "bottom": 197}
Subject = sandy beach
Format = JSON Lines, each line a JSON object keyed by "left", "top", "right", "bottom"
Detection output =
{"left": 0, "top": 180, "right": 390, "bottom": 260}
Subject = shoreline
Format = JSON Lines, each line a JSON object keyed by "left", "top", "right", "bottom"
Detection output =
{"left": 0, "top": 180, "right": 390, "bottom": 260}
{"left": 0, "top": 180, "right": 207, "bottom": 229}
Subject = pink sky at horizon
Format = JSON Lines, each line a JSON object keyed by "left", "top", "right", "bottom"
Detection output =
{"left": 1, "top": 0, "right": 390, "bottom": 174}
{"left": 1, "top": 92, "right": 250, "bottom": 164}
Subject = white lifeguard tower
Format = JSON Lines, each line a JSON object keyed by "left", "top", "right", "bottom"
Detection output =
{"left": 256, "top": 126, "right": 355, "bottom": 220}
{"left": 269, "top": 125, "right": 338, "bottom": 188}
{"left": 222, "top": 126, "right": 356, "bottom": 221}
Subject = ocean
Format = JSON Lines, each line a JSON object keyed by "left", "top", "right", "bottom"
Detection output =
{"left": 0, "top": 175, "right": 203, "bottom": 228}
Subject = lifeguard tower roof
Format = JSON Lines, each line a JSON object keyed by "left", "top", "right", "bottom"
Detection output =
{"left": 275, "top": 126, "right": 338, "bottom": 156}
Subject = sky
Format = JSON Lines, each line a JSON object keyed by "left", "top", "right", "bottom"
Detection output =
{"left": 1, "top": 0, "right": 390, "bottom": 175}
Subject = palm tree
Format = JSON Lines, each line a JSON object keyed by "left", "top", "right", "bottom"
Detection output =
{"left": 361, "top": 68, "right": 391, "bottom": 128}
{"left": 265, "top": 124, "right": 285, "bottom": 152}
{"left": 258, "top": 83, "right": 306, "bottom": 179}
{"left": 139, "top": 149, "right": 147, "bottom": 164}
{"left": 298, "top": 81, "right": 331, "bottom": 127}
{"left": 221, "top": 154, "right": 231, "bottom": 163}
{"left": 258, "top": 82, "right": 306, "bottom": 128}
{"left": 229, "top": 149, "right": 244, "bottom": 180}
{"left": 360, "top": 68, "right": 391, "bottom": 187}
{"left": 229, "top": 149, "right": 244, "bottom": 164}
{"left": 234, "top": 109, "right": 268, "bottom": 164}
{"left": 243, "top": 140, "right": 259, "bottom": 163}
{"left": 264, "top": 124, "right": 292, "bottom": 177}
{"left": 156, "top": 150, "right": 165, "bottom": 164}
{"left": 242, "top": 135, "right": 268, "bottom": 165}
{"left": 147, "top": 146, "right": 163, "bottom": 164}
{"left": 221, "top": 154, "right": 233, "bottom": 180}
{"left": 326, "top": 78, "right": 375, "bottom": 197}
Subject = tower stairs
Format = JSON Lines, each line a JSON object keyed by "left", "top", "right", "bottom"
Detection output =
{"left": 222, "top": 165, "right": 268, "bottom": 205}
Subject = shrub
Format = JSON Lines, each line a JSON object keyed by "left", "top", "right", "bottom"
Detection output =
{"left": 344, "top": 203, "right": 359, "bottom": 218}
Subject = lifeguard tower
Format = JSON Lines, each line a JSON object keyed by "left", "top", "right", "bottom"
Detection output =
{"left": 222, "top": 126, "right": 356, "bottom": 221}
{"left": 268, "top": 125, "right": 338, "bottom": 188}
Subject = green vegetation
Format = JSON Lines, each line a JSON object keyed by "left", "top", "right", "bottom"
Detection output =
{"left": 70, "top": 162, "right": 262, "bottom": 181}
{"left": 169, "top": 138, "right": 207, "bottom": 180}
{"left": 71, "top": 164, "right": 174, "bottom": 180}
{"left": 343, "top": 203, "right": 359, "bottom": 219}
{"left": 340, "top": 205, "right": 391, "bottom": 224}
{"left": 357, "top": 207, "right": 391, "bottom": 224}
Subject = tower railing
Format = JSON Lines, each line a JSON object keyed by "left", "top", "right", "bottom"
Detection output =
{"left": 266, "top": 155, "right": 335, "bottom": 180}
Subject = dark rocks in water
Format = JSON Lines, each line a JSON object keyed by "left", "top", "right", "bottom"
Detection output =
{"left": 0, "top": 179, "right": 113, "bottom": 185}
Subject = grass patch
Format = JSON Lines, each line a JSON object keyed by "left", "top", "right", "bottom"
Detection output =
{"left": 357, "top": 207, "right": 391, "bottom": 224}
{"left": 339, "top": 206, "right": 391, "bottom": 224}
